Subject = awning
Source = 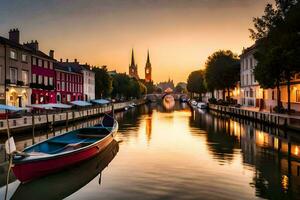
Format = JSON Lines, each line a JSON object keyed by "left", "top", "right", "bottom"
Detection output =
{"left": 28, "top": 104, "right": 54, "bottom": 110}
{"left": 70, "top": 100, "right": 92, "bottom": 107}
{"left": 91, "top": 99, "right": 110, "bottom": 105}
{"left": 47, "top": 103, "right": 72, "bottom": 109}
{"left": 0, "top": 104, "right": 25, "bottom": 111}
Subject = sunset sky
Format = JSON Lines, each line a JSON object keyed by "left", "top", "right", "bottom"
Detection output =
{"left": 0, "top": 0, "right": 272, "bottom": 83}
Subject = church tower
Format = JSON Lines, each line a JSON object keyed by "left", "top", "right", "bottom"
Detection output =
{"left": 145, "top": 50, "right": 152, "bottom": 82}
{"left": 129, "top": 49, "right": 139, "bottom": 79}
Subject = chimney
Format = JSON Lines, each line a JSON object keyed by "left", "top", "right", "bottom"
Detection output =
{"left": 66, "top": 59, "right": 69, "bottom": 63}
{"left": 60, "top": 58, "right": 62, "bottom": 62}
{"left": 9, "top": 28, "right": 20, "bottom": 43}
{"left": 49, "top": 50, "right": 54, "bottom": 59}
{"left": 24, "top": 40, "right": 39, "bottom": 51}
{"left": 74, "top": 58, "right": 77, "bottom": 63}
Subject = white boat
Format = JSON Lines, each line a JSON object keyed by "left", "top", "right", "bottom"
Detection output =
{"left": 190, "top": 100, "right": 197, "bottom": 107}
{"left": 197, "top": 102, "right": 208, "bottom": 109}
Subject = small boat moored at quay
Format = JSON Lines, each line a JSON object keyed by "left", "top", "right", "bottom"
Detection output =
{"left": 10, "top": 114, "right": 118, "bottom": 183}
{"left": 11, "top": 139, "right": 119, "bottom": 200}
{"left": 197, "top": 102, "right": 208, "bottom": 109}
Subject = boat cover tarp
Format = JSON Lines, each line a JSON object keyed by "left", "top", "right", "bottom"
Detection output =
{"left": 70, "top": 101, "right": 92, "bottom": 107}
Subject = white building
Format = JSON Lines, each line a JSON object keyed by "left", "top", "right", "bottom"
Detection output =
{"left": 240, "top": 44, "right": 300, "bottom": 112}
{"left": 81, "top": 64, "right": 95, "bottom": 101}
{"left": 240, "top": 45, "right": 265, "bottom": 109}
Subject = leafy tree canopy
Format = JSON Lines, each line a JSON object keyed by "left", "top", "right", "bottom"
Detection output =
{"left": 187, "top": 70, "right": 206, "bottom": 95}
{"left": 92, "top": 66, "right": 112, "bottom": 98}
{"left": 205, "top": 50, "right": 240, "bottom": 92}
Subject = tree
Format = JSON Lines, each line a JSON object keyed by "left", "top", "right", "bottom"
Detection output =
{"left": 143, "top": 81, "right": 155, "bottom": 94}
{"left": 92, "top": 66, "right": 112, "bottom": 98}
{"left": 111, "top": 73, "right": 146, "bottom": 99}
{"left": 254, "top": 43, "right": 285, "bottom": 109}
{"left": 205, "top": 50, "right": 240, "bottom": 100}
{"left": 250, "top": 0, "right": 300, "bottom": 112}
{"left": 187, "top": 70, "right": 206, "bottom": 99}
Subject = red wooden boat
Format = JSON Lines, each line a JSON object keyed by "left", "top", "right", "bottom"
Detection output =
{"left": 12, "top": 114, "right": 118, "bottom": 183}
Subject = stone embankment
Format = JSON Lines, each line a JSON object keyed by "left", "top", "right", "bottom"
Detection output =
{"left": 0, "top": 99, "right": 146, "bottom": 134}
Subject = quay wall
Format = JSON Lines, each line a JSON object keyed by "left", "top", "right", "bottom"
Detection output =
{"left": 0, "top": 99, "right": 146, "bottom": 135}
{"left": 207, "top": 104, "right": 300, "bottom": 131}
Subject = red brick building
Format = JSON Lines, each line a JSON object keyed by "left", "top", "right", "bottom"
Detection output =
{"left": 24, "top": 40, "right": 56, "bottom": 104}
{"left": 54, "top": 60, "right": 83, "bottom": 103}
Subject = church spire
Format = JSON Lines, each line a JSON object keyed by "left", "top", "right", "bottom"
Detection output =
{"left": 131, "top": 48, "right": 135, "bottom": 66}
{"left": 147, "top": 49, "right": 150, "bottom": 64}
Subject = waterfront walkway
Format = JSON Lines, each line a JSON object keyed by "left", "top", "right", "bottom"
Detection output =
{"left": 208, "top": 104, "right": 300, "bottom": 131}
{"left": 0, "top": 99, "right": 145, "bottom": 134}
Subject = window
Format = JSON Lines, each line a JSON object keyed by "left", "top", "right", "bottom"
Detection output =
{"left": 44, "top": 76, "right": 48, "bottom": 86}
{"left": 38, "top": 59, "right": 43, "bottom": 67}
{"left": 57, "top": 82, "right": 60, "bottom": 91}
{"left": 10, "top": 68, "right": 17, "bottom": 84}
{"left": 32, "top": 57, "right": 37, "bottom": 65}
{"left": 56, "top": 72, "right": 60, "bottom": 80}
{"left": 57, "top": 93, "right": 61, "bottom": 103}
{"left": 296, "top": 90, "right": 300, "bottom": 103}
{"left": 38, "top": 75, "right": 43, "bottom": 84}
{"left": 272, "top": 90, "right": 275, "bottom": 100}
{"left": 44, "top": 61, "right": 48, "bottom": 68}
{"left": 67, "top": 94, "right": 71, "bottom": 102}
{"left": 22, "top": 54, "right": 27, "bottom": 62}
{"left": 10, "top": 50, "right": 17, "bottom": 59}
{"left": 22, "top": 70, "right": 29, "bottom": 85}
{"left": 49, "top": 77, "right": 53, "bottom": 86}
{"left": 49, "top": 62, "right": 53, "bottom": 69}
{"left": 32, "top": 74, "right": 36, "bottom": 83}
{"left": 61, "top": 82, "right": 65, "bottom": 91}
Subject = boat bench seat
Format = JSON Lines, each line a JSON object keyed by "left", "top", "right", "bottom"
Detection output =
{"left": 47, "top": 138, "right": 95, "bottom": 145}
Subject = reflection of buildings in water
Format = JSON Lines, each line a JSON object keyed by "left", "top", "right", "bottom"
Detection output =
{"left": 145, "top": 116, "right": 152, "bottom": 143}
{"left": 191, "top": 110, "right": 300, "bottom": 199}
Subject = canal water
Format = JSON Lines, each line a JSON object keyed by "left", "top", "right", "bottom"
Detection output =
{"left": 1, "top": 102, "right": 300, "bottom": 200}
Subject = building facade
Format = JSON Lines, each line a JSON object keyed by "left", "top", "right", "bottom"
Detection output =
{"left": 80, "top": 63, "right": 95, "bottom": 101}
{"left": 24, "top": 41, "right": 56, "bottom": 104}
{"left": 54, "top": 60, "right": 83, "bottom": 103}
{"left": 240, "top": 45, "right": 266, "bottom": 109}
{"left": 240, "top": 44, "right": 300, "bottom": 111}
{"left": 145, "top": 50, "right": 152, "bottom": 82}
{"left": 129, "top": 49, "right": 139, "bottom": 79}
{"left": 0, "top": 29, "right": 32, "bottom": 107}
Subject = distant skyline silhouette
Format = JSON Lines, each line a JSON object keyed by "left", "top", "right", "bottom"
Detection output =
{"left": 0, "top": 0, "right": 272, "bottom": 83}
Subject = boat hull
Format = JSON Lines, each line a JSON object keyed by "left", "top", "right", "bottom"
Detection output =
{"left": 12, "top": 134, "right": 114, "bottom": 183}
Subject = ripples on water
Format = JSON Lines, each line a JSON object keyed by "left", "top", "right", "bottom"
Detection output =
{"left": 1, "top": 102, "right": 300, "bottom": 200}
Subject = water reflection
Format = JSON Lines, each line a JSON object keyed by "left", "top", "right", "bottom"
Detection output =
{"left": 192, "top": 109, "right": 300, "bottom": 199}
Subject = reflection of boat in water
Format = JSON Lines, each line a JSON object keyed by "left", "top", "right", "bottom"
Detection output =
{"left": 11, "top": 139, "right": 119, "bottom": 200}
